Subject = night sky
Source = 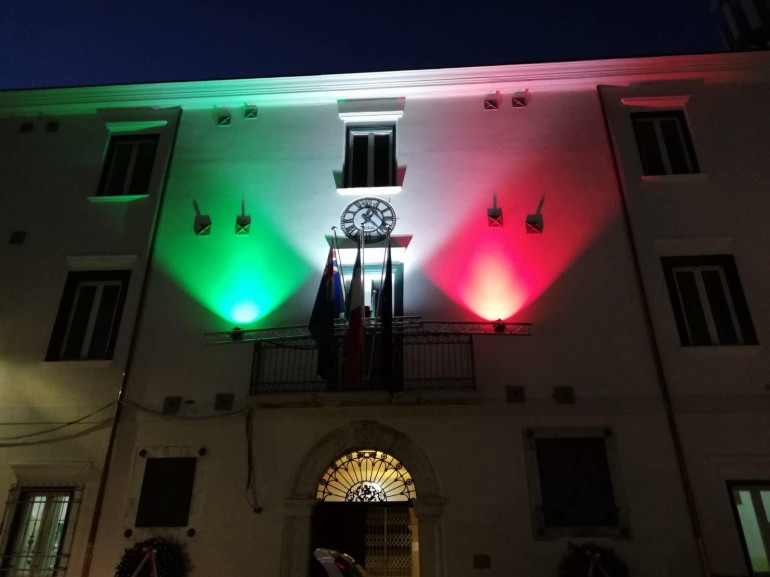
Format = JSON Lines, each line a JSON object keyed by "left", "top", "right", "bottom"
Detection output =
{"left": 1, "top": 0, "right": 724, "bottom": 90}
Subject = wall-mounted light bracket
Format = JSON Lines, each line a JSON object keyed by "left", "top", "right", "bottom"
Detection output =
{"left": 236, "top": 198, "right": 251, "bottom": 235}
{"left": 487, "top": 194, "right": 503, "bottom": 226}
{"left": 484, "top": 92, "right": 502, "bottom": 110}
{"left": 512, "top": 91, "right": 529, "bottom": 108}
{"left": 193, "top": 200, "right": 212, "bottom": 236}
{"left": 217, "top": 111, "right": 232, "bottom": 127}
{"left": 525, "top": 196, "right": 544, "bottom": 233}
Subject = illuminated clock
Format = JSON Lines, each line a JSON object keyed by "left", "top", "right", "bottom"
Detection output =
{"left": 340, "top": 197, "right": 397, "bottom": 244}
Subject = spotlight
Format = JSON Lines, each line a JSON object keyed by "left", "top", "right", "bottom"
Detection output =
{"left": 235, "top": 215, "right": 251, "bottom": 235}
{"left": 236, "top": 199, "right": 251, "bottom": 235}
{"left": 229, "top": 327, "right": 245, "bottom": 342}
{"left": 525, "top": 196, "right": 545, "bottom": 234}
{"left": 193, "top": 200, "right": 212, "bottom": 236}
{"left": 493, "top": 320, "right": 506, "bottom": 333}
{"left": 487, "top": 194, "right": 503, "bottom": 227}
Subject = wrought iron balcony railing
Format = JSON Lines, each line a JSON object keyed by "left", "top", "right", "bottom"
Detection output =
{"left": 249, "top": 333, "right": 476, "bottom": 394}
{"left": 203, "top": 317, "right": 532, "bottom": 395}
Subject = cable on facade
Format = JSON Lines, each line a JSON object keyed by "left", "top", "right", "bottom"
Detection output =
{"left": 120, "top": 399, "right": 244, "bottom": 420}
{"left": 244, "top": 408, "right": 262, "bottom": 513}
{"left": 0, "top": 420, "right": 112, "bottom": 447}
{"left": 0, "top": 400, "right": 116, "bottom": 442}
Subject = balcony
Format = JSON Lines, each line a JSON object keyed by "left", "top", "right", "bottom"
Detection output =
{"left": 204, "top": 318, "right": 532, "bottom": 395}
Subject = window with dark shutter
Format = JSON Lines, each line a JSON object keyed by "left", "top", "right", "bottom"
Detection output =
{"left": 97, "top": 134, "right": 159, "bottom": 197}
{"left": 524, "top": 428, "right": 627, "bottom": 539}
{"left": 46, "top": 270, "right": 131, "bottom": 361}
{"left": 631, "top": 111, "right": 699, "bottom": 176}
{"left": 344, "top": 127, "right": 395, "bottom": 188}
{"left": 135, "top": 457, "right": 197, "bottom": 527}
{"left": 535, "top": 437, "right": 618, "bottom": 528}
{"left": 662, "top": 255, "right": 757, "bottom": 346}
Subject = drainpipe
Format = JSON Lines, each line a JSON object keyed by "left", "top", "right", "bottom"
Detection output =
{"left": 596, "top": 86, "right": 710, "bottom": 577}
{"left": 80, "top": 109, "right": 183, "bottom": 577}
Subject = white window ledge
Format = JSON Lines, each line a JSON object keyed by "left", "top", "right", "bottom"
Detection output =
{"left": 40, "top": 359, "right": 115, "bottom": 367}
{"left": 103, "top": 120, "right": 168, "bottom": 133}
{"left": 679, "top": 344, "right": 762, "bottom": 356}
{"left": 620, "top": 95, "right": 691, "bottom": 108}
{"left": 88, "top": 194, "right": 150, "bottom": 203}
{"left": 641, "top": 173, "right": 710, "bottom": 183}
{"left": 66, "top": 254, "right": 137, "bottom": 270}
{"left": 337, "top": 186, "right": 402, "bottom": 196}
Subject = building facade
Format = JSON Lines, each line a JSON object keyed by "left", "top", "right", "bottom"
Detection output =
{"left": 0, "top": 51, "right": 768, "bottom": 577}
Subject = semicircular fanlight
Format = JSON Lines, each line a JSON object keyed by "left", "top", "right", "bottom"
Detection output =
{"left": 316, "top": 449, "right": 416, "bottom": 502}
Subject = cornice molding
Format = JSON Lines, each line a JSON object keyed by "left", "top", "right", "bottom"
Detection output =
{"left": 1, "top": 52, "right": 769, "bottom": 115}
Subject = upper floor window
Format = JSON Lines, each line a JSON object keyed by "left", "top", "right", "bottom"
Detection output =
{"left": 344, "top": 126, "right": 396, "bottom": 188}
{"left": 0, "top": 487, "right": 79, "bottom": 577}
{"left": 728, "top": 481, "right": 770, "bottom": 577}
{"left": 46, "top": 270, "right": 131, "bottom": 361}
{"left": 662, "top": 255, "right": 757, "bottom": 346}
{"left": 631, "top": 111, "right": 699, "bottom": 176}
{"left": 97, "top": 134, "right": 159, "bottom": 197}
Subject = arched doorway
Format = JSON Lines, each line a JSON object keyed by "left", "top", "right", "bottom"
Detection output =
{"left": 311, "top": 450, "right": 418, "bottom": 577}
{"left": 279, "top": 421, "right": 445, "bottom": 577}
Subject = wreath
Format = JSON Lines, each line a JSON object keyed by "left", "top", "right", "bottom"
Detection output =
{"left": 115, "top": 537, "right": 191, "bottom": 577}
{"left": 558, "top": 542, "right": 628, "bottom": 577}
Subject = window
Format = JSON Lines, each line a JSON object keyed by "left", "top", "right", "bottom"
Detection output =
{"left": 631, "top": 111, "right": 699, "bottom": 175}
{"left": 97, "top": 134, "right": 159, "bottom": 197}
{"left": 135, "top": 458, "right": 197, "bottom": 527}
{"left": 728, "top": 482, "right": 770, "bottom": 576}
{"left": 46, "top": 270, "right": 131, "bottom": 361}
{"left": 524, "top": 428, "right": 626, "bottom": 539}
{"left": 662, "top": 256, "right": 757, "bottom": 346}
{"left": 1, "top": 488, "right": 77, "bottom": 577}
{"left": 341, "top": 261, "right": 404, "bottom": 318}
{"left": 344, "top": 126, "right": 395, "bottom": 188}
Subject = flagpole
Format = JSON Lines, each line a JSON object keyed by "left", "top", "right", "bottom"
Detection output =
{"left": 359, "top": 231, "right": 365, "bottom": 388}
{"left": 367, "top": 234, "right": 390, "bottom": 381}
{"left": 331, "top": 226, "right": 346, "bottom": 293}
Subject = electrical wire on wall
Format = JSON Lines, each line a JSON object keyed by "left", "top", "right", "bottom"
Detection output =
{"left": 244, "top": 408, "right": 262, "bottom": 513}
{"left": 121, "top": 399, "right": 243, "bottom": 420}
{"left": 0, "top": 401, "right": 116, "bottom": 446}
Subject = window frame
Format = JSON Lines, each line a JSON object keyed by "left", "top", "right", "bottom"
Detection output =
{"left": 340, "top": 261, "right": 404, "bottom": 319}
{"left": 343, "top": 125, "right": 396, "bottom": 189}
{"left": 631, "top": 110, "right": 700, "bottom": 176}
{"left": 661, "top": 255, "right": 757, "bottom": 347}
{"left": 0, "top": 485, "right": 81, "bottom": 577}
{"left": 523, "top": 427, "right": 628, "bottom": 540}
{"left": 727, "top": 480, "right": 770, "bottom": 577}
{"left": 96, "top": 133, "right": 159, "bottom": 198}
{"left": 46, "top": 270, "right": 131, "bottom": 361}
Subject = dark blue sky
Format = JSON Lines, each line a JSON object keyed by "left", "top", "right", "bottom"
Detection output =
{"left": 0, "top": 0, "right": 724, "bottom": 90}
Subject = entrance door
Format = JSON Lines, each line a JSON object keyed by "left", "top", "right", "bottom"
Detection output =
{"left": 311, "top": 502, "right": 414, "bottom": 577}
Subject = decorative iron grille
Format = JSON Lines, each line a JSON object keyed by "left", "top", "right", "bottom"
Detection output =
{"left": 0, "top": 486, "right": 81, "bottom": 577}
{"left": 365, "top": 507, "right": 413, "bottom": 577}
{"left": 249, "top": 333, "right": 475, "bottom": 394}
{"left": 316, "top": 450, "right": 416, "bottom": 502}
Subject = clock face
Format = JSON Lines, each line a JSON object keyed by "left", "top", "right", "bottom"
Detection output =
{"left": 340, "top": 197, "right": 397, "bottom": 244}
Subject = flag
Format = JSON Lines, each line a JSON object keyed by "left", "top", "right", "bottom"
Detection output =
{"left": 309, "top": 247, "right": 342, "bottom": 381}
{"left": 380, "top": 240, "right": 398, "bottom": 392}
{"left": 129, "top": 549, "right": 157, "bottom": 577}
{"left": 343, "top": 247, "right": 364, "bottom": 389}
